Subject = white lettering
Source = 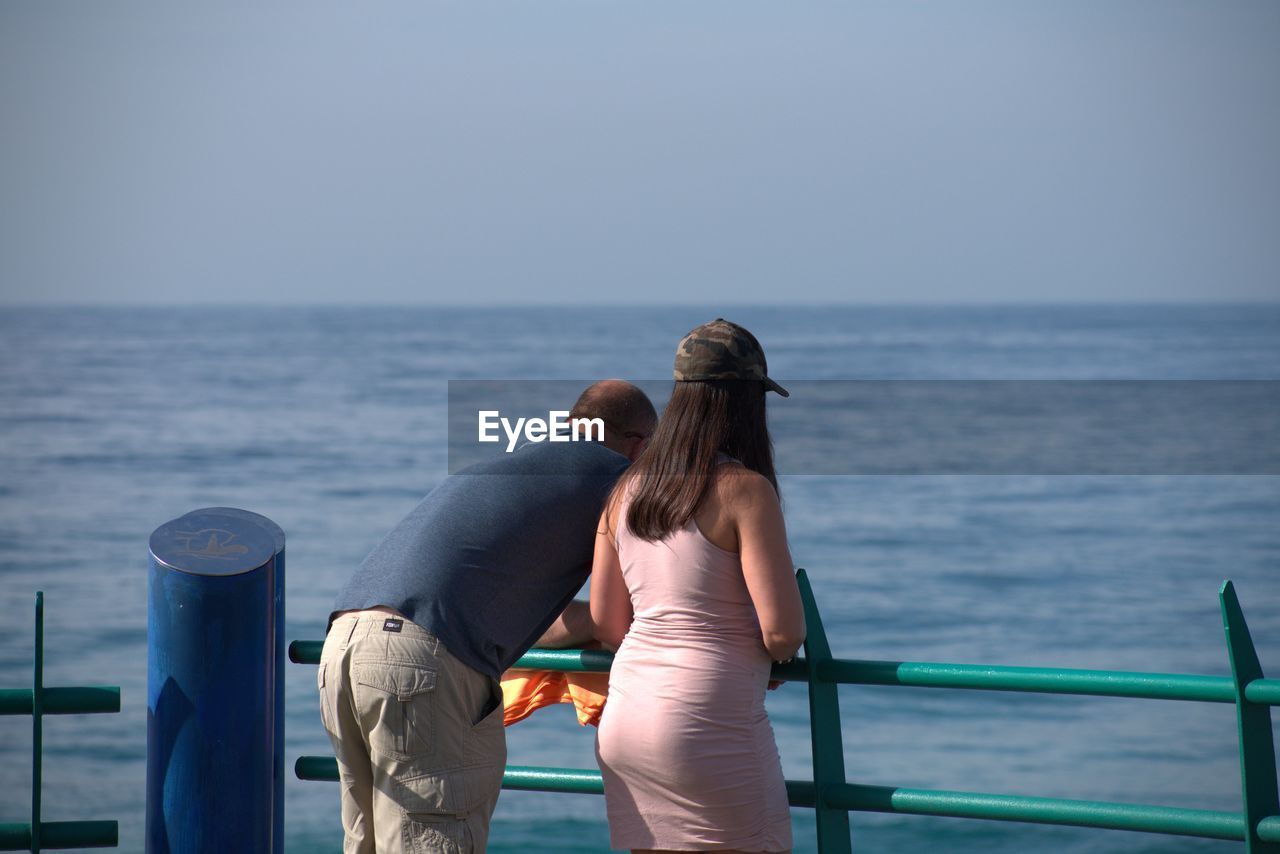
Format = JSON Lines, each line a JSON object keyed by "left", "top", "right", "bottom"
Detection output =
{"left": 479, "top": 409, "right": 604, "bottom": 452}
{"left": 502, "top": 417, "right": 526, "bottom": 453}
{"left": 549, "top": 410, "right": 571, "bottom": 441}
{"left": 572, "top": 417, "right": 604, "bottom": 442}
{"left": 478, "top": 411, "right": 500, "bottom": 443}
{"left": 525, "top": 417, "right": 548, "bottom": 443}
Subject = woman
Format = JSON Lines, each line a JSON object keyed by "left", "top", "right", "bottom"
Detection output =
{"left": 591, "top": 319, "right": 806, "bottom": 854}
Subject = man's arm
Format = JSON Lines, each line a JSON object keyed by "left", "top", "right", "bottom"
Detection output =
{"left": 533, "top": 599, "right": 595, "bottom": 648}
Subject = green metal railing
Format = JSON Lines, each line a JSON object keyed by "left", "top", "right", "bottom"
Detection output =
{"left": 0, "top": 593, "right": 120, "bottom": 852}
{"left": 291, "top": 571, "right": 1280, "bottom": 852}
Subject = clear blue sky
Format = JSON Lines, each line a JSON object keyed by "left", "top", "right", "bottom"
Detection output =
{"left": 2, "top": 2, "right": 1277, "bottom": 305}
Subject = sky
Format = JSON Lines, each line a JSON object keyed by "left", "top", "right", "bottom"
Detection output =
{"left": 1, "top": 2, "right": 1278, "bottom": 305}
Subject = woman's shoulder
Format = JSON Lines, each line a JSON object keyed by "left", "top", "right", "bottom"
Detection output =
{"left": 711, "top": 460, "right": 776, "bottom": 508}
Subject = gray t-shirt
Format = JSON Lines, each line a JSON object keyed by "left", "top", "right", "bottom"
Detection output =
{"left": 332, "top": 440, "right": 628, "bottom": 680}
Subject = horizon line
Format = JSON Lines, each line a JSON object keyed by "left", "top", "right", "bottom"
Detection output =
{"left": 3, "top": 298, "right": 1280, "bottom": 310}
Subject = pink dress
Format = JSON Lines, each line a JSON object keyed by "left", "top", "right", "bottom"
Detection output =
{"left": 595, "top": 486, "right": 792, "bottom": 852}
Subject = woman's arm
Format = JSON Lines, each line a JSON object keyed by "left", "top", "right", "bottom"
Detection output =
{"left": 589, "top": 504, "right": 633, "bottom": 651}
{"left": 733, "top": 472, "right": 806, "bottom": 661}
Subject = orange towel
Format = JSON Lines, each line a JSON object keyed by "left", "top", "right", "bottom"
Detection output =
{"left": 500, "top": 669, "right": 610, "bottom": 727}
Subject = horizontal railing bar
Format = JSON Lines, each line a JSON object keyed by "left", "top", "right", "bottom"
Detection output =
{"left": 0, "top": 820, "right": 118, "bottom": 850}
{"left": 507, "top": 649, "right": 617, "bottom": 674}
{"left": 504, "top": 765, "right": 603, "bottom": 795}
{"left": 289, "top": 640, "right": 322, "bottom": 664}
{"left": 303, "top": 757, "right": 815, "bottom": 808}
{"left": 495, "top": 652, "right": 1280, "bottom": 707}
{"left": 295, "top": 755, "right": 339, "bottom": 781}
{"left": 1258, "top": 815, "right": 1280, "bottom": 842}
{"left": 292, "top": 639, "right": 1280, "bottom": 706}
{"left": 299, "top": 757, "right": 613, "bottom": 792}
{"left": 819, "top": 659, "right": 1242, "bottom": 703}
{"left": 297, "top": 756, "right": 1252, "bottom": 841}
{"left": 1246, "top": 679, "right": 1280, "bottom": 706}
{"left": 825, "top": 783, "right": 1246, "bottom": 841}
{"left": 39, "top": 821, "right": 119, "bottom": 849}
{"left": 0, "top": 825, "right": 29, "bottom": 852}
{"left": 0, "top": 687, "right": 121, "bottom": 716}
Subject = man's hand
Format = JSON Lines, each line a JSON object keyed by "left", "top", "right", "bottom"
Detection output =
{"left": 533, "top": 599, "right": 595, "bottom": 649}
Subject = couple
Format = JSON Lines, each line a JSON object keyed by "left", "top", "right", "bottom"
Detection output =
{"left": 319, "top": 319, "right": 806, "bottom": 854}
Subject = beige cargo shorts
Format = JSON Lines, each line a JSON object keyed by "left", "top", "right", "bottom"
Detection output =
{"left": 319, "top": 610, "right": 507, "bottom": 853}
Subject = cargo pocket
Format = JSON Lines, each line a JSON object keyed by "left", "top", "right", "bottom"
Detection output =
{"left": 352, "top": 660, "right": 437, "bottom": 761}
{"left": 401, "top": 811, "right": 468, "bottom": 854}
{"left": 397, "top": 764, "right": 501, "bottom": 854}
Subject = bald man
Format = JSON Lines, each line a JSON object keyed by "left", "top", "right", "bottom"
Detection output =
{"left": 320, "top": 380, "right": 656, "bottom": 853}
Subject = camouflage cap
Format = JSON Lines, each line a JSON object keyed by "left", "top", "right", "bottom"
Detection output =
{"left": 673, "top": 318, "right": 789, "bottom": 397}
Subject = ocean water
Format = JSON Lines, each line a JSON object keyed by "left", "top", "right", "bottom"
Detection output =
{"left": 1, "top": 304, "right": 1278, "bottom": 853}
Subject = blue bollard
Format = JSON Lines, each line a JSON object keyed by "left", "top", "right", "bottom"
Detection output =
{"left": 202, "top": 507, "right": 287, "bottom": 854}
{"left": 147, "top": 508, "right": 285, "bottom": 854}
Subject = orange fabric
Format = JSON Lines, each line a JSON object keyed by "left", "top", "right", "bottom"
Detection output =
{"left": 500, "top": 669, "right": 609, "bottom": 727}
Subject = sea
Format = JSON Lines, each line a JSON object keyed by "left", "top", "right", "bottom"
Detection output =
{"left": 1, "top": 304, "right": 1278, "bottom": 853}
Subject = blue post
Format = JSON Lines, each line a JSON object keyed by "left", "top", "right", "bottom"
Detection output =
{"left": 146, "top": 508, "right": 284, "bottom": 854}
{"left": 203, "top": 507, "right": 286, "bottom": 854}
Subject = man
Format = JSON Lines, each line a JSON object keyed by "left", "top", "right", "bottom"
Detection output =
{"left": 319, "top": 379, "right": 656, "bottom": 853}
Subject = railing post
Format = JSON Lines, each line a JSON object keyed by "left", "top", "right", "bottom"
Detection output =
{"left": 797, "top": 569, "right": 852, "bottom": 853}
{"left": 2, "top": 593, "right": 121, "bottom": 852}
{"left": 146, "top": 508, "right": 285, "bottom": 854}
{"left": 1220, "top": 580, "right": 1280, "bottom": 853}
{"left": 31, "top": 593, "right": 44, "bottom": 854}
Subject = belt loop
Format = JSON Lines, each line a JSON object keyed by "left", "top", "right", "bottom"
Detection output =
{"left": 344, "top": 616, "right": 360, "bottom": 646}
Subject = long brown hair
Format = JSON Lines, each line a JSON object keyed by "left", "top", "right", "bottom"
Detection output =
{"left": 614, "top": 379, "right": 777, "bottom": 542}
